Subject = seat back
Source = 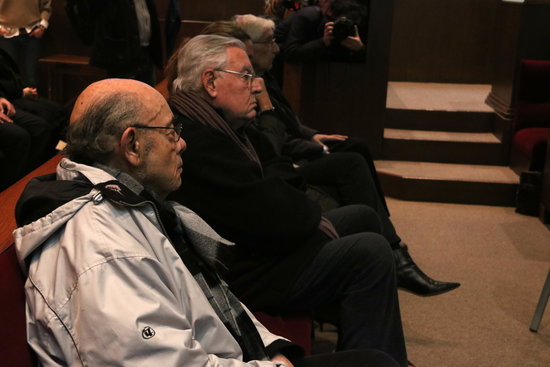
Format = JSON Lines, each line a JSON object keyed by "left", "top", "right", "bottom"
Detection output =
{"left": 514, "top": 60, "right": 550, "bottom": 132}
{"left": 0, "top": 243, "right": 35, "bottom": 366}
{"left": 253, "top": 311, "right": 312, "bottom": 355}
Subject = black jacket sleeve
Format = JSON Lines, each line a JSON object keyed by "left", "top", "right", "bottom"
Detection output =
{"left": 168, "top": 117, "right": 321, "bottom": 254}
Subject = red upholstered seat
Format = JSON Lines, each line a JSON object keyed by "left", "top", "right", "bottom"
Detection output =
{"left": 511, "top": 60, "right": 550, "bottom": 173}
{"left": 0, "top": 244, "right": 35, "bottom": 367}
{"left": 253, "top": 312, "right": 313, "bottom": 355}
{"left": 512, "top": 128, "right": 548, "bottom": 170}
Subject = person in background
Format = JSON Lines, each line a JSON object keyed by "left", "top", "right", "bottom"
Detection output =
{"left": 0, "top": 100, "right": 31, "bottom": 190}
{"left": 68, "top": 0, "right": 162, "bottom": 86}
{"left": 230, "top": 14, "right": 460, "bottom": 298}
{"left": 0, "top": 47, "right": 67, "bottom": 147}
{"left": 0, "top": 0, "right": 51, "bottom": 89}
{"left": 14, "top": 78, "right": 399, "bottom": 367}
{"left": 275, "top": 0, "right": 368, "bottom": 64}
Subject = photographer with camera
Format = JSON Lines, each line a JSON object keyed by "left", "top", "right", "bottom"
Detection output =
{"left": 275, "top": 0, "right": 367, "bottom": 63}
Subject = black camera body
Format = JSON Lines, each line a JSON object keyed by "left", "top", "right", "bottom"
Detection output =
{"left": 281, "top": 0, "right": 300, "bottom": 10}
{"left": 332, "top": 16, "right": 355, "bottom": 43}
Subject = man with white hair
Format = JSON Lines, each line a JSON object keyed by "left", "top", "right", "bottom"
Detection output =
{"left": 168, "top": 34, "right": 410, "bottom": 367}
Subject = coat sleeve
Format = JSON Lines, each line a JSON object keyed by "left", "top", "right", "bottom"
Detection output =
{"left": 169, "top": 119, "right": 321, "bottom": 253}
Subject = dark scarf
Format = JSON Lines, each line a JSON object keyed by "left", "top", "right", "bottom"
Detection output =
{"left": 170, "top": 89, "right": 339, "bottom": 241}
{"left": 170, "top": 90, "right": 261, "bottom": 166}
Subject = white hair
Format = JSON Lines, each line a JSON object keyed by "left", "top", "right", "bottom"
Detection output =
{"left": 172, "top": 35, "right": 247, "bottom": 93}
{"left": 233, "top": 14, "right": 275, "bottom": 42}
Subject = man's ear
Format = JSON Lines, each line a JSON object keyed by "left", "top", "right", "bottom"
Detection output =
{"left": 202, "top": 69, "right": 217, "bottom": 97}
{"left": 120, "top": 127, "right": 142, "bottom": 168}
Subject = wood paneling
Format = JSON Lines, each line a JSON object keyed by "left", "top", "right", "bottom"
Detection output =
{"left": 486, "top": 0, "right": 550, "bottom": 119}
{"left": 389, "top": 0, "right": 500, "bottom": 83}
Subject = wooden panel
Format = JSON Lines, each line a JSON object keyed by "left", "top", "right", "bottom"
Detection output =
{"left": 0, "top": 155, "right": 62, "bottom": 252}
{"left": 486, "top": 0, "right": 550, "bottom": 119}
{"left": 540, "top": 129, "right": 550, "bottom": 223}
{"left": 180, "top": 0, "right": 263, "bottom": 21}
{"left": 389, "top": 0, "right": 500, "bottom": 83}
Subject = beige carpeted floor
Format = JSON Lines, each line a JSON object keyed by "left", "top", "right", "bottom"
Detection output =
{"left": 312, "top": 198, "right": 550, "bottom": 366}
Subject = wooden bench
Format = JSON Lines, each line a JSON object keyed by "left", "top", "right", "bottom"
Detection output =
{"left": 38, "top": 54, "right": 105, "bottom": 105}
{"left": 0, "top": 154, "right": 62, "bottom": 367}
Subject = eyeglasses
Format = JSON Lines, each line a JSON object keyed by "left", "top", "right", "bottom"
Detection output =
{"left": 215, "top": 69, "right": 257, "bottom": 87}
{"left": 253, "top": 38, "right": 277, "bottom": 46}
{"left": 129, "top": 120, "right": 183, "bottom": 143}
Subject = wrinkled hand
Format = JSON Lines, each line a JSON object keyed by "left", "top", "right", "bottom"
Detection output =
{"left": 340, "top": 25, "right": 364, "bottom": 52}
{"left": 323, "top": 21, "right": 334, "bottom": 46}
{"left": 271, "top": 354, "right": 294, "bottom": 367}
{"left": 312, "top": 133, "right": 348, "bottom": 154}
{"left": 0, "top": 111, "right": 13, "bottom": 123}
{"left": 30, "top": 26, "right": 46, "bottom": 39}
{"left": 23, "top": 87, "right": 38, "bottom": 98}
{"left": 255, "top": 77, "right": 274, "bottom": 113}
{"left": 0, "top": 97, "right": 16, "bottom": 116}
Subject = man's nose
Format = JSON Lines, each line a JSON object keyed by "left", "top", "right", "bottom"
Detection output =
{"left": 251, "top": 78, "right": 263, "bottom": 94}
{"left": 177, "top": 136, "right": 187, "bottom": 153}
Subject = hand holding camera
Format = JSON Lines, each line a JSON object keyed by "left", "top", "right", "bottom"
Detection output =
{"left": 331, "top": 17, "right": 364, "bottom": 51}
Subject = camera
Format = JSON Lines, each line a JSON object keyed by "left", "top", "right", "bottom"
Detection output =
{"left": 280, "top": 0, "right": 300, "bottom": 10}
{"left": 332, "top": 16, "right": 355, "bottom": 42}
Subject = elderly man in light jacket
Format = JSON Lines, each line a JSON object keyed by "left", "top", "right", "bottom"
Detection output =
{"left": 13, "top": 79, "right": 397, "bottom": 367}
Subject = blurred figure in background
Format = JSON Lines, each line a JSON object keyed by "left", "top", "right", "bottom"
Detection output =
{"left": 0, "top": 0, "right": 51, "bottom": 89}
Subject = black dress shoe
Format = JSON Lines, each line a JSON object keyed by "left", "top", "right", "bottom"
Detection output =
{"left": 393, "top": 245, "right": 460, "bottom": 297}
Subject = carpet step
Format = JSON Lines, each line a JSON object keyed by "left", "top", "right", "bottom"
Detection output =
{"left": 386, "top": 108, "right": 495, "bottom": 132}
{"left": 375, "top": 160, "right": 519, "bottom": 206}
{"left": 383, "top": 128, "right": 509, "bottom": 165}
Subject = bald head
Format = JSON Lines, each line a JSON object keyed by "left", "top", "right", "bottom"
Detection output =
{"left": 65, "top": 78, "right": 173, "bottom": 166}
{"left": 70, "top": 79, "right": 165, "bottom": 125}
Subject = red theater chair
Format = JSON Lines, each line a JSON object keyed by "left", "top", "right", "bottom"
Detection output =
{"left": 510, "top": 59, "right": 550, "bottom": 174}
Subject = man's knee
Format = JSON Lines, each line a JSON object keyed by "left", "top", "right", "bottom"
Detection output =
{"left": 327, "top": 204, "right": 382, "bottom": 235}
{"left": 343, "top": 232, "right": 394, "bottom": 274}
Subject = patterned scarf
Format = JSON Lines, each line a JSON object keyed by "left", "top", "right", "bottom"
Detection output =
{"left": 170, "top": 90, "right": 261, "bottom": 166}
{"left": 142, "top": 191, "right": 270, "bottom": 362}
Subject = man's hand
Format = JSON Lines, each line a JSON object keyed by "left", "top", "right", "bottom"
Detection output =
{"left": 23, "top": 87, "right": 38, "bottom": 98}
{"left": 340, "top": 25, "right": 365, "bottom": 52}
{"left": 255, "top": 78, "right": 275, "bottom": 113}
{"left": 312, "top": 133, "right": 348, "bottom": 153}
{"left": 0, "top": 111, "right": 13, "bottom": 123}
{"left": 0, "top": 97, "right": 16, "bottom": 116}
{"left": 323, "top": 21, "right": 334, "bottom": 46}
{"left": 271, "top": 353, "right": 294, "bottom": 367}
{"left": 30, "top": 25, "right": 46, "bottom": 39}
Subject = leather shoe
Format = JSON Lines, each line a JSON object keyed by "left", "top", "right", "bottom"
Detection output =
{"left": 393, "top": 245, "right": 460, "bottom": 297}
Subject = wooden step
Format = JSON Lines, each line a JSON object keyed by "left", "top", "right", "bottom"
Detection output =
{"left": 375, "top": 160, "right": 519, "bottom": 206}
{"left": 386, "top": 109, "right": 495, "bottom": 132}
{"left": 383, "top": 128, "right": 509, "bottom": 165}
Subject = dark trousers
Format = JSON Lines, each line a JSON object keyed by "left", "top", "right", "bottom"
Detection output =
{"left": 326, "top": 137, "right": 388, "bottom": 212}
{"left": 13, "top": 109, "right": 54, "bottom": 170}
{"left": 106, "top": 46, "right": 156, "bottom": 86}
{"left": 14, "top": 97, "right": 68, "bottom": 141}
{"left": 297, "top": 349, "right": 399, "bottom": 367}
{"left": 0, "top": 35, "right": 41, "bottom": 88}
{"left": 277, "top": 205, "right": 408, "bottom": 367}
{"left": 0, "top": 121, "right": 31, "bottom": 190}
{"left": 298, "top": 152, "right": 401, "bottom": 246}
